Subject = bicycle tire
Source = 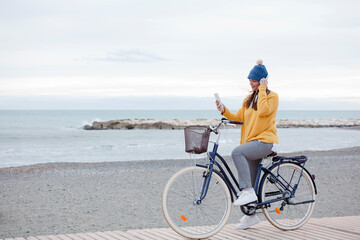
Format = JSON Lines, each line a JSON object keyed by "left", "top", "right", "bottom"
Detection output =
{"left": 162, "top": 166, "right": 232, "bottom": 239}
{"left": 259, "top": 162, "right": 316, "bottom": 230}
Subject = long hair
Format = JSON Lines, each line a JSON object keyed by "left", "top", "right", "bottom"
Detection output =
{"left": 246, "top": 87, "right": 271, "bottom": 111}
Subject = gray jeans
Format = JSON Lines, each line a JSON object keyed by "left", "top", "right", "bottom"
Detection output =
{"left": 231, "top": 140, "right": 274, "bottom": 189}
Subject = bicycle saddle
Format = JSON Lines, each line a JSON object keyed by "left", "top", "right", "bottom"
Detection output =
{"left": 267, "top": 151, "right": 277, "bottom": 157}
{"left": 272, "top": 155, "right": 308, "bottom": 164}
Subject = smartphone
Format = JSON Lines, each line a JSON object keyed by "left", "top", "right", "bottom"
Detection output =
{"left": 214, "top": 93, "right": 221, "bottom": 103}
{"left": 214, "top": 93, "right": 224, "bottom": 112}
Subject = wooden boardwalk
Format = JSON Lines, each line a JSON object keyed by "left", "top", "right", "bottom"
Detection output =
{"left": 3, "top": 216, "right": 360, "bottom": 240}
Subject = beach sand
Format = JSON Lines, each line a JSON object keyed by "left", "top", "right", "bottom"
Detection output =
{"left": 1, "top": 146, "right": 360, "bottom": 239}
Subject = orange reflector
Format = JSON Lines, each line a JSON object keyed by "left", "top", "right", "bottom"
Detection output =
{"left": 180, "top": 215, "right": 188, "bottom": 222}
{"left": 275, "top": 208, "right": 281, "bottom": 214}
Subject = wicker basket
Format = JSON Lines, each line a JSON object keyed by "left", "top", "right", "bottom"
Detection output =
{"left": 184, "top": 126, "right": 211, "bottom": 154}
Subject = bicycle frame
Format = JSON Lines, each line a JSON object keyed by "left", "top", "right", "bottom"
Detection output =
{"left": 196, "top": 137, "right": 241, "bottom": 203}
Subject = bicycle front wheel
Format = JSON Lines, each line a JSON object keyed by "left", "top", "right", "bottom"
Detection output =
{"left": 259, "top": 162, "right": 316, "bottom": 230}
{"left": 162, "top": 166, "right": 231, "bottom": 239}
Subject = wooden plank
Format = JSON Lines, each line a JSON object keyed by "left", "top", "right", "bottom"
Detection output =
{"left": 310, "top": 216, "right": 360, "bottom": 234}
{"left": 45, "top": 236, "right": 63, "bottom": 240}
{"left": 55, "top": 235, "right": 73, "bottom": 240}
{"left": 82, "top": 233, "right": 107, "bottom": 240}
{"left": 35, "top": 236, "right": 51, "bottom": 240}
{"left": 277, "top": 228, "right": 322, "bottom": 240}
{"left": 206, "top": 233, "right": 231, "bottom": 240}
{"left": 214, "top": 228, "right": 246, "bottom": 240}
{"left": 102, "top": 231, "right": 130, "bottom": 240}
{"left": 226, "top": 223, "right": 282, "bottom": 240}
{"left": 74, "top": 233, "right": 96, "bottom": 240}
{"left": 301, "top": 224, "right": 360, "bottom": 239}
{"left": 126, "top": 230, "right": 157, "bottom": 240}
{"left": 63, "top": 234, "right": 84, "bottom": 240}
{"left": 223, "top": 224, "right": 268, "bottom": 240}
{"left": 225, "top": 224, "right": 279, "bottom": 240}
{"left": 111, "top": 231, "right": 141, "bottom": 240}
{"left": 225, "top": 222, "right": 323, "bottom": 240}
{"left": 92, "top": 232, "right": 119, "bottom": 240}
{"left": 140, "top": 229, "right": 173, "bottom": 240}
{"left": 148, "top": 228, "right": 184, "bottom": 240}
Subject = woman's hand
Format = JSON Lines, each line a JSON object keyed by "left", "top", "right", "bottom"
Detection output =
{"left": 260, "top": 78, "right": 268, "bottom": 86}
{"left": 216, "top": 100, "right": 225, "bottom": 114}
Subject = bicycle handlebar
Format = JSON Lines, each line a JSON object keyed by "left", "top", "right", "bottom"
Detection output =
{"left": 209, "top": 118, "right": 243, "bottom": 133}
{"left": 221, "top": 118, "right": 243, "bottom": 125}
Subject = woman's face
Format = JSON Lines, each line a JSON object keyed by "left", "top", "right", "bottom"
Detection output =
{"left": 249, "top": 79, "right": 260, "bottom": 91}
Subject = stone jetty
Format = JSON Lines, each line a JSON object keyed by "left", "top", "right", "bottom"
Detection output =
{"left": 83, "top": 118, "right": 360, "bottom": 130}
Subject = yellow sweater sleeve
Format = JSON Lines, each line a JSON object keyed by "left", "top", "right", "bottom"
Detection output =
{"left": 222, "top": 99, "right": 247, "bottom": 122}
{"left": 258, "top": 85, "right": 279, "bottom": 117}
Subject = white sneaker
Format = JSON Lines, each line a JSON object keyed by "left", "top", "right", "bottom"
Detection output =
{"left": 234, "top": 188, "right": 258, "bottom": 206}
{"left": 236, "top": 215, "right": 260, "bottom": 230}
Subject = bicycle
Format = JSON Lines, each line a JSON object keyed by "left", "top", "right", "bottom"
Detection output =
{"left": 162, "top": 118, "right": 317, "bottom": 239}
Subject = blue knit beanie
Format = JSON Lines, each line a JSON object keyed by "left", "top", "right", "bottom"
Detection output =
{"left": 247, "top": 59, "right": 268, "bottom": 81}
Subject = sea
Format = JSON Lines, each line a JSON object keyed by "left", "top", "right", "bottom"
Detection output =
{"left": 1, "top": 110, "right": 360, "bottom": 168}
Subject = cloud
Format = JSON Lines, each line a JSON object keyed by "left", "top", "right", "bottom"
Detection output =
{"left": 84, "top": 50, "right": 169, "bottom": 63}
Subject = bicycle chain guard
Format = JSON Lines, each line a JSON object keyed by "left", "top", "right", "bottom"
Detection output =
{"left": 240, "top": 204, "right": 257, "bottom": 216}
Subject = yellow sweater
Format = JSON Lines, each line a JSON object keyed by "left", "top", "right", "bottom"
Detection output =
{"left": 223, "top": 85, "right": 279, "bottom": 144}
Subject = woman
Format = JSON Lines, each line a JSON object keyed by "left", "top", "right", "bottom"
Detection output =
{"left": 215, "top": 60, "right": 279, "bottom": 229}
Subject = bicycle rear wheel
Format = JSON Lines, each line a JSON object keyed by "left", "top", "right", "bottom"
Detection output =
{"left": 162, "top": 166, "right": 231, "bottom": 239}
{"left": 259, "top": 162, "right": 316, "bottom": 230}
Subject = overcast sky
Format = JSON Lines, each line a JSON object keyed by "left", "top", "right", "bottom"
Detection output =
{"left": 0, "top": 0, "right": 359, "bottom": 110}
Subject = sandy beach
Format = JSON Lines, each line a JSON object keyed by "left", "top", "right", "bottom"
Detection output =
{"left": 1, "top": 146, "right": 360, "bottom": 239}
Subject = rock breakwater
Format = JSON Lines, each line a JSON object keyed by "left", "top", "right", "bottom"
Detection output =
{"left": 277, "top": 119, "right": 360, "bottom": 128}
{"left": 83, "top": 119, "right": 220, "bottom": 130}
{"left": 83, "top": 118, "right": 360, "bottom": 130}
